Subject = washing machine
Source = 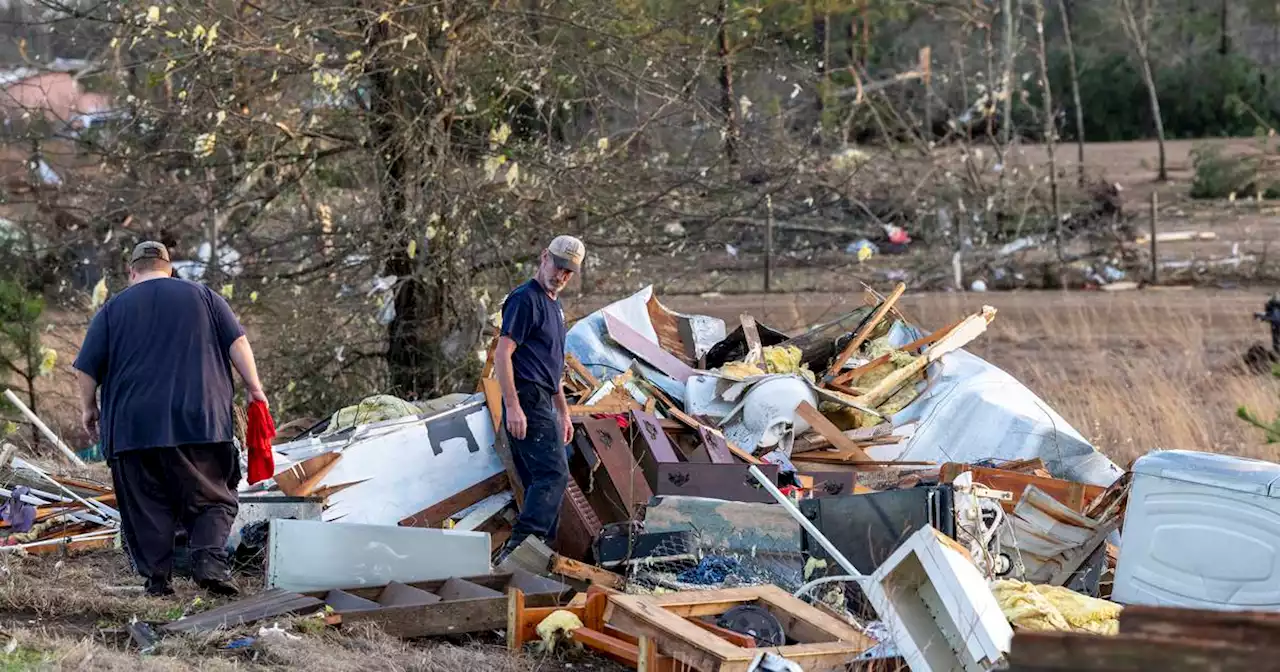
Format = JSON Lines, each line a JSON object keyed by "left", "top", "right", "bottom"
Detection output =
{"left": 1112, "top": 449, "right": 1280, "bottom": 610}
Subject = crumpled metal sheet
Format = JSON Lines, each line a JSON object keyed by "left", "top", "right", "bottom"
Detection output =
{"left": 566, "top": 286, "right": 722, "bottom": 404}
{"left": 870, "top": 322, "right": 1123, "bottom": 488}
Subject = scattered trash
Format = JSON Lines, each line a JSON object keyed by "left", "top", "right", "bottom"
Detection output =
{"left": 15, "top": 280, "right": 1242, "bottom": 672}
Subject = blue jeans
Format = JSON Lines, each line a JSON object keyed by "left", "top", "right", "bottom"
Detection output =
{"left": 504, "top": 385, "right": 569, "bottom": 547}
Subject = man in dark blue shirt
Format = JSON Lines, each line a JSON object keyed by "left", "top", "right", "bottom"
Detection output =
{"left": 73, "top": 241, "right": 267, "bottom": 597}
{"left": 493, "top": 235, "right": 584, "bottom": 562}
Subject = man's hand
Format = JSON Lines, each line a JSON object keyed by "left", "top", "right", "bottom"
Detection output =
{"left": 247, "top": 386, "right": 269, "bottom": 408}
{"left": 505, "top": 403, "right": 528, "bottom": 440}
{"left": 560, "top": 413, "right": 573, "bottom": 446}
{"left": 81, "top": 406, "right": 99, "bottom": 439}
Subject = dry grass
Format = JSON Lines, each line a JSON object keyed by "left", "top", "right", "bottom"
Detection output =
{"left": 663, "top": 288, "right": 1280, "bottom": 467}
{"left": 0, "top": 550, "right": 625, "bottom": 671}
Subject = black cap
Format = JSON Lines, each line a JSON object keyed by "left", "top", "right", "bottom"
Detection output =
{"left": 129, "top": 241, "right": 171, "bottom": 264}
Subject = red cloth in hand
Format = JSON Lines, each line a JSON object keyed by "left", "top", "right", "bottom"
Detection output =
{"left": 246, "top": 400, "right": 277, "bottom": 485}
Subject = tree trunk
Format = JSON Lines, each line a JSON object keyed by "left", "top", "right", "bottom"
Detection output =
{"left": 813, "top": 4, "right": 828, "bottom": 119}
{"left": 999, "top": 0, "right": 1015, "bottom": 148}
{"left": 1033, "top": 0, "right": 1062, "bottom": 260}
{"left": 716, "top": 0, "right": 738, "bottom": 164}
{"left": 365, "top": 16, "right": 440, "bottom": 398}
{"left": 1138, "top": 52, "right": 1168, "bottom": 181}
{"left": 1057, "top": 0, "right": 1086, "bottom": 186}
{"left": 1220, "top": 0, "right": 1230, "bottom": 55}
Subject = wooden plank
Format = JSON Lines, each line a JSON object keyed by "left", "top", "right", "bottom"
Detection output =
{"left": 831, "top": 315, "right": 963, "bottom": 387}
{"left": 274, "top": 452, "right": 342, "bottom": 497}
{"left": 398, "top": 472, "right": 510, "bottom": 527}
{"left": 1120, "top": 605, "right": 1280, "bottom": 643}
{"left": 647, "top": 296, "right": 696, "bottom": 365}
{"left": 740, "top": 314, "right": 762, "bottom": 366}
{"left": 754, "top": 584, "right": 873, "bottom": 647}
{"left": 550, "top": 554, "right": 627, "bottom": 590}
{"left": 24, "top": 535, "right": 114, "bottom": 556}
{"left": 824, "top": 282, "right": 905, "bottom": 381}
{"left": 163, "top": 589, "right": 324, "bottom": 633}
{"left": 688, "top": 619, "right": 756, "bottom": 648}
{"left": 1007, "top": 631, "right": 1279, "bottom": 671}
{"left": 853, "top": 306, "right": 995, "bottom": 408}
{"left": 606, "top": 599, "right": 748, "bottom": 668}
{"left": 482, "top": 378, "right": 524, "bottom": 508}
{"left": 794, "top": 402, "right": 873, "bottom": 463}
{"left": 604, "top": 312, "right": 696, "bottom": 383}
{"left": 565, "top": 352, "right": 601, "bottom": 390}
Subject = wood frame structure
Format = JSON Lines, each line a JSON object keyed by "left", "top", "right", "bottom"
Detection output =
{"left": 603, "top": 585, "right": 874, "bottom": 672}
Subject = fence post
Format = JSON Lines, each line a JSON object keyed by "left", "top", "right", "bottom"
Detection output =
{"left": 1149, "top": 192, "right": 1158, "bottom": 285}
{"left": 764, "top": 195, "right": 774, "bottom": 293}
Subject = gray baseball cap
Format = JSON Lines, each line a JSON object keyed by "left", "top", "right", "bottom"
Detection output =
{"left": 129, "top": 241, "right": 171, "bottom": 264}
{"left": 548, "top": 235, "right": 585, "bottom": 273}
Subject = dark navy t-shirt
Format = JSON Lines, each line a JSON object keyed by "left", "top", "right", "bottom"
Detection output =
{"left": 500, "top": 278, "right": 565, "bottom": 395}
{"left": 72, "top": 277, "right": 245, "bottom": 458}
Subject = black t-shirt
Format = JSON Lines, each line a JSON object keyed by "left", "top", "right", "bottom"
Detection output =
{"left": 73, "top": 277, "right": 245, "bottom": 458}
{"left": 500, "top": 278, "right": 565, "bottom": 395}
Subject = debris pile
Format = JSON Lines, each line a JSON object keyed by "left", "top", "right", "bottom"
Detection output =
{"left": 10, "top": 282, "right": 1280, "bottom": 671}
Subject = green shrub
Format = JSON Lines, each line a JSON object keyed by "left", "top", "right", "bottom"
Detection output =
{"left": 1189, "top": 143, "right": 1280, "bottom": 200}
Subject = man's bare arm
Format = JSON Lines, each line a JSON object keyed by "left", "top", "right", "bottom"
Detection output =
{"left": 75, "top": 370, "right": 99, "bottom": 437}
{"left": 228, "top": 336, "right": 267, "bottom": 403}
{"left": 494, "top": 336, "right": 527, "bottom": 439}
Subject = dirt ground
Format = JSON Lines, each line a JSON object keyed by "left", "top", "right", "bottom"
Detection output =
{"left": 0, "top": 548, "right": 626, "bottom": 671}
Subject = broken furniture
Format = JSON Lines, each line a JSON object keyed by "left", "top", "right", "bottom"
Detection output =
{"left": 320, "top": 571, "right": 570, "bottom": 638}
{"left": 604, "top": 585, "right": 873, "bottom": 672}
{"left": 508, "top": 588, "right": 760, "bottom": 671}
{"left": 160, "top": 572, "right": 570, "bottom": 639}
{"left": 940, "top": 463, "right": 1106, "bottom": 514}
{"left": 1112, "top": 450, "right": 1280, "bottom": 611}
{"left": 861, "top": 527, "right": 1013, "bottom": 672}
{"left": 508, "top": 584, "right": 872, "bottom": 672}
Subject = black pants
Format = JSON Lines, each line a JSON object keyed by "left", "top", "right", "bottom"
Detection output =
{"left": 504, "top": 385, "right": 569, "bottom": 548}
{"left": 111, "top": 442, "right": 240, "bottom": 582}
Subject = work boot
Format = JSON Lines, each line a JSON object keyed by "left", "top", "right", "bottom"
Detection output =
{"left": 192, "top": 549, "right": 239, "bottom": 597}
{"left": 198, "top": 577, "right": 240, "bottom": 597}
{"left": 145, "top": 576, "right": 175, "bottom": 597}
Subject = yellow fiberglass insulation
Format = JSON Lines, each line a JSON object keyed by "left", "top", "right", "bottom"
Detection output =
{"left": 992, "top": 580, "right": 1122, "bottom": 636}
{"left": 762, "top": 345, "right": 815, "bottom": 383}
{"left": 719, "top": 361, "right": 764, "bottom": 378}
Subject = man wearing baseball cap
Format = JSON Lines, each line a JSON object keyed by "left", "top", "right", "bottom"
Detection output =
{"left": 492, "top": 235, "right": 584, "bottom": 562}
{"left": 73, "top": 241, "right": 267, "bottom": 597}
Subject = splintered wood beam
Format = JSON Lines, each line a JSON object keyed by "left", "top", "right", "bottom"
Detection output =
{"left": 794, "top": 401, "right": 873, "bottom": 464}
{"left": 550, "top": 554, "right": 626, "bottom": 590}
{"left": 853, "top": 306, "right": 996, "bottom": 409}
{"left": 824, "top": 282, "right": 905, "bottom": 382}
{"left": 740, "top": 314, "right": 763, "bottom": 367}
{"left": 565, "top": 353, "right": 600, "bottom": 390}
{"left": 830, "top": 315, "right": 963, "bottom": 387}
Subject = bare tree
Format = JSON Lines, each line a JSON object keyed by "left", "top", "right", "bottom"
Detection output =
{"left": 1119, "top": 0, "right": 1169, "bottom": 181}
{"left": 1033, "top": 0, "right": 1062, "bottom": 259}
{"left": 1057, "top": 0, "right": 1087, "bottom": 186}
